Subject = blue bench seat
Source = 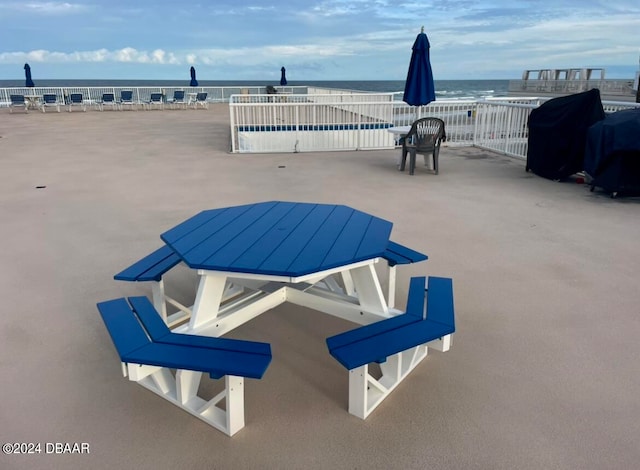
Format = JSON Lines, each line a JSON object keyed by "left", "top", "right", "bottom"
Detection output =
{"left": 97, "top": 297, "right": 271, "bottom": 379}
{"left": 381, "top": 240, "right": 428, "bottom": 266}
{"left": 114, "top": 245, "right": 182, "bottom": 282}
{"left": 127, "top": 296, "right": 270, "bottom": 357}
{"left": 327, "top": 276, "right": 454, "bottom": 370}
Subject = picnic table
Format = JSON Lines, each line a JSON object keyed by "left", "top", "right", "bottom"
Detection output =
{"left": 99, "top": 201, "right": 455, "bottom": 435}
{"left": 161, "top": 201, "right": 397, "bottom": 336}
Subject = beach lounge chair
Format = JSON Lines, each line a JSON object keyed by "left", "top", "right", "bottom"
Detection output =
{"left": 167, "top": 90, "right": 186, "bottom": 109}
{"left": 67, "top": 93, "right": 86, "bottom": 112}
{"left": 9, "top": 94, "right": 28, "bottom": 113}
{"left": 190, "top": 92, "right": 208, "bottom": 109}
{"left": 118, "top": 90, "right": 138, "bottom": 110}
{"left": 400, "top": 117, "right": 446, "bottom": 175}
{"left": 145, "top": 92, "right": 164, "bottom": 110}
{"left": 41, "top": 94, "right": 61, "bottom": 113}
{"left": 97, "top": 93, "right": 117, "bottom": 111}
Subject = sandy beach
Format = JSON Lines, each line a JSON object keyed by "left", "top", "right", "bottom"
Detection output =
{"left": 1, "top": 104, "right": 639, "bottom": 469}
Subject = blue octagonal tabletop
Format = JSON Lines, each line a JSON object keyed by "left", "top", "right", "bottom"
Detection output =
{"left": 160, "top": 201, "right": 394, "bottom": 278}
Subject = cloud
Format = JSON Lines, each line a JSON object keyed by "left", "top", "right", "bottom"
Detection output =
{"left": 2, "top": 2, "right": 87, "bottom": 14}
{"left": 1, "top": 1, "right": 639, "bottom": 80}
{"left": 0, "top": 47, "right": 180, "bottom": 64}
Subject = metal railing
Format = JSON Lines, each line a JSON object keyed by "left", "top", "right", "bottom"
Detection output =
{"left": 472, "top": 100, "right": 640, "bottom": 159}
{"left": 0, "top": 85, "right": 309, "bottom": 107}
{"left": 230, "top": 94, "right": 640, "bottom": 155}
{"left": 5, "top": 85, "right": 639, "bottom": 159}
{"left": 508, "top": 79, "right": 636, "bottom": 101}
{"left": 472, "top": 101, "right": 536, "bottom": 158}
{"left": 229, "top": 95, "right": 550, "bottom": 153}
{"left": 229, "top": 94, "right": 397, "bottom": 153}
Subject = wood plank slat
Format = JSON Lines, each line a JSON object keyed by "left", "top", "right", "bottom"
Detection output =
{"left": 248, "top": 204, "right": 337, "bottom": 275}
{"left": 114, "top": 245, "right": 180, "bottom": 281}
{"left": 201, "top": 201, "right": 297, "bottom": 268}
{"left": 128, "top": 296, "right": 271, "bottom": 356}
{"left": 161, "top": 209, "right": 226, "bottom": 243}
{"left": 320, "top": 210, "right": 372, "bottom": 267}
{"left": 328, "top": 319, "right": 453, "bottom": 370}
{"left": 227, "top": 203, "right": 320, "bottom": 272}
{"left": 355, "top": 217, "right": 394, "bottom": 260}
{"left": 286, "top": 205, "right": 356, "bottom": 274}
{"left": 173, "top": 202, "right": 279, "bottom": 267}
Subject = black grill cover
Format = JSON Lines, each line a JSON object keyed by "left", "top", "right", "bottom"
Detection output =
{"left": 584, "top": 109, "right": 640, "bottom": 194}
{"left": 526, "top": 89, "right": 605, "bottom": 180}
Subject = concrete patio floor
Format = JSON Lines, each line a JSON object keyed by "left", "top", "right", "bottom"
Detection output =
{"left": 1, "top": 105, "right": 639, "bottom": 470}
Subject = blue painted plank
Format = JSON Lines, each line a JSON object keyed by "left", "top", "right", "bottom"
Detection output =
{"left": 201, "top": 201, "right": 297, "bottom": 267}
{"left": 354, "top": 216, "right": 394, "bottom": 260}
{"left": 179, "top": 202, "right": 280, "bottom": 267}
{"left": 381, "top": 250, "right": 407, "bottom": 266}
{"left": 426, "top": 277, "right": 455, "bottom": 328}
{"left": 127, "top": 296, "right": 171, "bottom": 340}
{"left": 286, "top": 205, "right": 356, "bottom": 274}
{"left": 382, "top": 241, "right": 428, "bottom": 266}
{"left": 114, "top": 245, "right": 181, "bottom": 282}
{"left": 326, "top": 276, "right": 425, "bottom": 350}
{"left": 98, "top": 297, "right": 271, "bottom": 379}
{"left": 326, "top": 313, "right": 419, "bottom": 351}
{"left": 161, "top": 201, "right": 394, "bottom": 277}
{"left": 228, "top": 203, "right": 319, "bottom": 271}
{"left": 250, "top": 204, "right": 336, "bottom": 274}
{"left": 405, "top": 276, "right": 427, "bottom": 319}
{"left": 160, "top": 206, "right": 251, "bottom": 245}
{"left": 320, "top": 210, "right": 373, "bottom": 267}
{"left": 329, "top": 319, "right": 454, "bottom": 370}
{"left": 136, "top": 253, "right": 182, "bottom": 281}
{"left": 160, "top": 209, "right": 225, "bottom": 243}
{"left": 123, "top": 342, "right": 271, "bottom": 379}
{"left": 97, "top": 298, "right": 151, "bottom": 357}
{"left": 162, "top": 204, "right": 260, "bottom": 258}
{"left": 127, "top": 296, "right": 271, "bottom": 356}
{"left": 165, "top": 333, "right": 272, "bottom": 357}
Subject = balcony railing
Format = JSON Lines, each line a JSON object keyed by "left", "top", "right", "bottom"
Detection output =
{"left": 0, "top": 85, "right": 308, "bottom": 107}
{"left": 3, "top": 85, "right": 638, "bottom": 159}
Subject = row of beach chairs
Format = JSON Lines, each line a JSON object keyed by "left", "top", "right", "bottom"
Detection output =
{"left": 7, "top": 90, "right": 209, "bottom": 113}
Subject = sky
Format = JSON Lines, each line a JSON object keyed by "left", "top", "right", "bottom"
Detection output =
{"left": 1, "top": 0, "right": 639, "bottom": 81}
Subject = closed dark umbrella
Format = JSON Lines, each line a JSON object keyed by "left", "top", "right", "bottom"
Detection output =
{"left": 24, "top": 63, "right": 35, "bottom": 87}
{"left": 280, "top": 67, "right": 287, "bottom": 86}
{"left": 403, "top": 27, "right": 435, "bottom": 107}
{"left": 190, "top": 66, "right": 198, "bottom": 87}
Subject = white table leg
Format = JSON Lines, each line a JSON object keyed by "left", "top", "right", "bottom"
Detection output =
{"left": 348, "top": 264, "right": 388, "bottom": 315}
{"left": 190, "top": 273, "right": 228, "bottom": 329}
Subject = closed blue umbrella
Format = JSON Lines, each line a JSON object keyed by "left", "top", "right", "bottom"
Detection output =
{"left": 24, "top": 63, "right": 35, "bottom": 87}
{"left": 280, "top": 67, "right": 287, "bottom": 86}
{"left": 190, "top": 66, "right": 198, "bottom": 87}
{"left": 403, "top": 27, "right": 435, "bottom": 106}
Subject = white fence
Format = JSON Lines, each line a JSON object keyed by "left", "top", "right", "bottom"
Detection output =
{"left": 508, "top": 79, "right": 635, "bottom": 101}
{"left": 4, "top": 85, "right": 638, "bottom": 159}
{"left": 229, "top": 94, "right": 397, "bottom": 153}
{"left": 0, "top": 85, "right": 308, "bottom": 107}
{"left": 230, "top": 94, "right": 640, "bottom": 156}
{"left": 472, "top": 101, "right": 536, "bottom": 158}
{"left": 472, "top": 100, "right": 640, "bottom": 159}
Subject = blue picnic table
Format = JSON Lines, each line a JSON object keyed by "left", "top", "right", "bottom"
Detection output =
{"left": 161, "top": 200, "right": 393, "bottom": 277}
{"left": 102, "top": 200, "right": 447, "bottom": 435}
{"left": 159, "top": 201, "right": 414, "bottom": 334}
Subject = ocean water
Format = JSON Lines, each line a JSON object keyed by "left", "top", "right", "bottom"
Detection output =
{"left": 0, "top": 79, "right": 509, "bottom": 100}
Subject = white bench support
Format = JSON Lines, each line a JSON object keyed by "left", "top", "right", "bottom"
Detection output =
{"left": 125, "top": 362, "right": 246, "bottom": 436}
{"left": 348, "top": 344, "right": 428, "bottom": 419}
{"left": 150, "top": 278, "right": 244, "bottom": 329}
{"left": 347, "top": 332, "right": 452, "bottom": 420}
{"left": 340, "top": 260, "right": 397, "bottom": 309}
